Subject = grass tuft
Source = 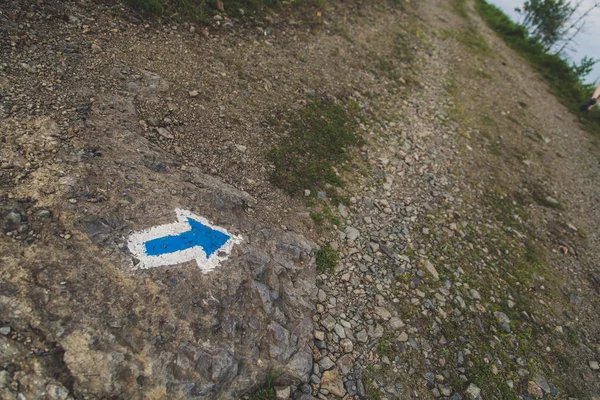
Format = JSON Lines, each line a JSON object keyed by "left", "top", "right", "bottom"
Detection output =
{"left": 247, "top": 370, "right": 277, "bottom": 400}
{"left": 452, "top": 0, "right": 469, "bottom": 19}
{"left": 316, "top": 244, "right": 338, "bottom": 273}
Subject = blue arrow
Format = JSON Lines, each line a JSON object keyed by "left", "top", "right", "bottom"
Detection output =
{"left": 144, "top": 217, "right": 230, "bottom": 258}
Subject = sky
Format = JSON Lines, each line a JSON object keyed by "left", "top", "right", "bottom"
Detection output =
{"left": 489, "top": 0, "right": 600, "bottom": 84}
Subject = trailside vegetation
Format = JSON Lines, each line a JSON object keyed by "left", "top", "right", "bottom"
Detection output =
{"left": 475, "top": 0, "right": 600, "bottom": 131}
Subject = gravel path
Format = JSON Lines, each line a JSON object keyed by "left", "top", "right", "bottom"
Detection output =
{"left": 310, "top": 1, "right": 600, "bottom": 399}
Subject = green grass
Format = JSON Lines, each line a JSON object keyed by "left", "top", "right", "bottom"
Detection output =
{"left": 444, "top": 0, "right": 492, "bottom": 56}
{"left": 268, "top": 98, "right": 359, "bottom": 197}
{"left": 440, "top": 27, "right": 491, "bottom": 56}
{"left": 468, "top": 356, "right": 516, "bottom": 399}
{"left": 363, "top": 373, "right": 384, "bottom": 400}
{"left": 475, "top": 69, "right": 493, "bottom": 80}
{"left": 309, "top": 211, "right": 325, "bottom": 225}
{"left": 376, "top": 336, "right": 397, "bottom": 359}
{"left": 474, "top": 0, "right": 600, "bottom": 133}
{"left": 247, "top": 371, "right": 277, "bottom": 400}
{"left": 310, "top": 207, "right": 340, "bottom": 229}
{"left": 316, "top": 244, "right": 338, "bottom": 273}
{"left": 564, "top": 326, "right": 580, "bottom": 346}
{"left": 453, "top": 0, "right": 469, "bottom": 19}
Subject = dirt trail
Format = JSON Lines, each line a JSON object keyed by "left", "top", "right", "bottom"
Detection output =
{"left": 1, "top": 0, "right": 600, "bottom": 399}
{"left": 310, "top": 0, "right": 600, "bottom": 398}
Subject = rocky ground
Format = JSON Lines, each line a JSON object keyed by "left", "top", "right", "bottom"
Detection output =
{"left": 310, "top": 1, "right": 600, "bottom": 399}
{"left": 1, "top": 0, "right": 600, "bottom": 399}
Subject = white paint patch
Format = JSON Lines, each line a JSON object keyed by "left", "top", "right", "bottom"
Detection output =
{"left": 127, "top": 209, "right": 242, "bottom": 273}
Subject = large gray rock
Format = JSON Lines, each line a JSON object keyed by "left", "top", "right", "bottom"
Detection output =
{"left": 0, "top": 95, "right": 317, "bottom": 399}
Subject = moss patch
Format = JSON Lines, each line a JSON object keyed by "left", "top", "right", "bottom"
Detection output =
{"left": 268, "top": 98, "right": 359, "bottom": 197}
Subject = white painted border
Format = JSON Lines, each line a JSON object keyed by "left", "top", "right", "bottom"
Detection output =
{"left": 127, "top": 208, "right": 242, "bottom": 273}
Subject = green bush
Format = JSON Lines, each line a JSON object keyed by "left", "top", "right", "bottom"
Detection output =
{"left": 475, "top": 0, "right": 600, "bottom": 132}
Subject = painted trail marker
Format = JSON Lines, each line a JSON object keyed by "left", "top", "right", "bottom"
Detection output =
{"left": 127, "top": 209, "right": 242, "bottom": 272}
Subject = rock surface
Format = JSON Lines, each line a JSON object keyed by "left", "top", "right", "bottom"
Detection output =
{"left": 0, "top": 78, "right": 316, "bottom": 399}
{"left": 320, "top": 369, "right": 346, "bottom": 398}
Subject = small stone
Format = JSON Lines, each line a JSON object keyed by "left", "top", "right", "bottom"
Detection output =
{"left": 315, "top": 331, "right": 325, "bottom": 341}
{"left": 533, "top": 373, "right": 551, "bottom": 394}
{"left": 368, "top": 323, "right": 384, "bottom": 339}
{"left": 423, "top": 260, "right": 439, "bottom": 281}
{"left": 589, "top": 360, "right": 600, "bottom": 370}
{"left": 235, "top": 144, "right": 247, "bottom": 152}
{"left": 6, "top": 211, "right": 21, "bottom": 225}
{"left": 389, "top": 317, "right": 405, "bottom": 330}
{"left": 345, "top": 226, "right": 360, "bottom": 241}
{"left": 374, "top": 307, "right": 392, "bottom": 320}
{"left": 319, "top": 357, "right": 335, "bottom": 371}
{"left": 338, "top": 204, "right": 348, "bottom": 218}
{"left": 356, "top": 329, "right": 368, "bottom": 343}
{"left": 457, "top": 351, "right": 464, "bottom": 365}
{"left": 21, "top": 63, "right": 36, "bottom": 73}
{"left": 91, "top": 43, "right": 102, "bottom": 53}
{"left": 398, "top": 331, "right": 408, "bottom": 342}
{"left": 337, "top": 354, "right": 353, "bottom": 375}
{"left": 321, "top": 369, "right": 346, "bottom": 397}
{"left": 345, "top": 380, "right": 358, "bottom": 396}
{"left": 465, "top": 383, "right": 480, "bottom": 399}
{"left": 334, "top": 324, "right": 346, "bottom": 339}
{"left": 46, "top": 382, "right": 70, "bottom": 400}
{"left": 494, "top": 312, "right": 511, "bottom": 333}
{"left": 0, "top": 326, "right": 11, "bottom": 335}
{"left": 545, "top": 196, "right": 560, "bottom": 206}
{"left": 527, "top": 381, "right": 543, "bottom": 398}
{"left": 317, "top": 289, "right": 327, "bottom": 302}
{"left": 310, "top": 374, "right": 320, "bottom": 385}
{"left": 555, "top": 326, "right": 563, "bottom": 334}
{"left": 189, "top": 90, "right": 199, "bottom": 97}
{"left": 569, "top": 295, "right": 583, "bottom": 307}
{"left": 275, "top": 386, "right": 291, "bottom": 399}
{"left": 440, "top": 385, "right": 452, "bottom": 396}
{"left": 424, "top": 372, "right": 435, "bottom": 384}
{"left": 37, "top": 210, "right": 51, "bottom": 218}
{"left": 157, "top": 127, "right": 174, "bottom": 139}
{"left": 341, "top": 338, "right": 353, "bottom": 353}
{"left": 357, "top": 380, "right": 366, "bottom": 397}
{"left": 304, "top": 189, "right": 311, "bottom": 197}
{"left": 321, "top": 314, "right": 336, "bottom": 331}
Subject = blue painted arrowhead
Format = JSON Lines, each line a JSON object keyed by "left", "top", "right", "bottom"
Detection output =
{"left": 144, "top": 217, "right": 230, "bottom": 258}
